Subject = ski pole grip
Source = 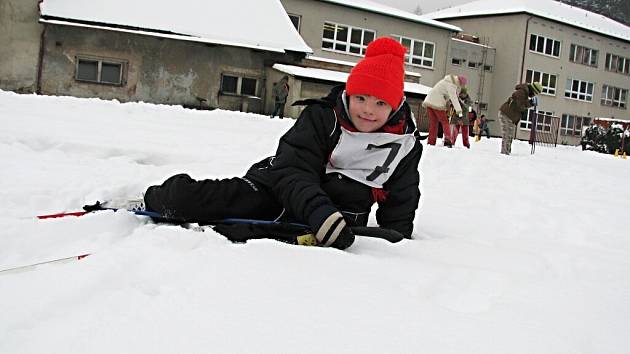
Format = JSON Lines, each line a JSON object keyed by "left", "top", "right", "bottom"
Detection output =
{"left": 349, "top": 226, "right": 404, "bottom": 243}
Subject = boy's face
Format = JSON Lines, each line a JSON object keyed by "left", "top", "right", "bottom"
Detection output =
{"left": 347, "top": 94, "right": 393, "bottom": 132}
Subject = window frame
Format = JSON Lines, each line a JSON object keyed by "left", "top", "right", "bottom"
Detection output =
{"left": 605, "top": 53, "right": 630, "bottom": 75}
{"left": 393, "top": 35, "right": 436, "bottom": 69}
{"left": 560, "top": 114, "right": 591, "bottom": 136}
{"left": 520, "top": 109, "right": 555, "bottom": 131}
{"left": 526, "top": 69, "right": 558, "bottom": 96}
{"left": 569, "top": 43, "right": 598, "bottom": 67}
{"left": 601, "top": 85, "right": 628, "bottom": 109}
{"left": 75, "top": 56, "right": 126, "bottom": 86}
{"left": 288, "top": 13, "right": 301, "bottom": 32}
{"left": 529, "top": 34, "right": 561, "bottom": 58}
{"left": 322, "top": 21, "right": 375, "bottom": 56}
{"left": 220, "top": 74, "right": 259, "bottom": 98}
{"left": 564, "top": 78, "right": 594, "bottom": 102}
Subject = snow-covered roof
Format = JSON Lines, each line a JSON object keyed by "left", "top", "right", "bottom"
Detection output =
{"left": 422, "top": 0, "right": 630, "bottom": 43}
{"left": 272, "top": 63, "right": 431, "bottom": 95}
{"left": 39, "top": 0, "right": 312, "bottom": 54}
{"left": 318, "top": 0, "right": 461, "bottom": 32}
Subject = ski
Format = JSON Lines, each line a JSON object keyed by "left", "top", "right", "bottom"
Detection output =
{"left": 36, "top": 202, "right": 405, "bottom": 243}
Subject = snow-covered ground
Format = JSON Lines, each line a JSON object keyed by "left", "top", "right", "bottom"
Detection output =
{"left": 1, "top": 90, "right": 629, "bottom": 353}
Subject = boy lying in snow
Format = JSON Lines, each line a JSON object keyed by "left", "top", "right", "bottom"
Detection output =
{"left": 143, "top": 38, "right": 423, "bottom": 249}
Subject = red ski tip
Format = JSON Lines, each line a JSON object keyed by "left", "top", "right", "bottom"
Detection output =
{"left": 37, "top": 211, "right": 89, "bottom": 219}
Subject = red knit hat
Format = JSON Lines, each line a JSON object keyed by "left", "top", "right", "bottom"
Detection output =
{"left": 346, "top": 37, "right": 406, "bottom": 108}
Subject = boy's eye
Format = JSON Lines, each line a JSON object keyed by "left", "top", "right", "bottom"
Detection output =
{"left": 376, "top": 100, "right": 387, "bottom": 106}
{"left": 356, "top": 95, "right": 366, "bottom": 101}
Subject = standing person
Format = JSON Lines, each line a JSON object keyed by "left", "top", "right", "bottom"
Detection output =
{"left": 140, "top": 37, "right": 422, "bottom": 250}
{"left": 476, "top": 114, "right": 492, "bottom": 140}
{"left": 271, "top": 75, "right": 290, "bottom": 119}
{"left": 498, "top": 82, "right": 542, "bottom": 155}
{"left": 450, "top": 87, "right": 473, "bottom": 148}
{"left": 422, "top": 74, "right": 467, "bottom": 147}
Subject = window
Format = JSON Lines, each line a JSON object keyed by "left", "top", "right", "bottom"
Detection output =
{"left": 569, "top": 44, "right": 598, "bottom": 67}
{"left": 467, "top": 61, "right": 480, "bottom": 69}
{"left": 322, "top": 22, "right": 375, "bottom": 56}
{"left": 75, "top": 57, "right": 125, "bottom": 85}
{"left": 220, "top": 74, "right": 258, "bottom": 97}
{"left": 601, "top": 85, "right": 628, "bottom": 109}
{"left": 561, "top": 114, "right": 591, "bottom": 136}
{"left": 529, "top": 34, "right": 561, "bottom": 57}
{"left": 520, "top": 109, "right": 555, "bottom": 131}
{"left": 605, "top": 53, "right": 630, "bottom": 75}
{"left": 394, "top": 35, "right": 435, "bottom": 68}
{"left": 288, "top": 14, "right": 301, "bottom": 32}
{"left": 564, "top": 78, "right": 594, "bottom": 102}
{"left": 451, "top": 58, "right": 463, "bottom": 66}
{"left": 483, "top": 64, "right": 493, "bottom": 72}
{"left": 526, "top": 69, "right": 557, "bottom": 95}
{"left": 478, "top": 102, "right": 488, "bottom": 111}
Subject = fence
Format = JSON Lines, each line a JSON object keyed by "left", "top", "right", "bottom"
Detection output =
{"left": 529, "top": 112, "right": 560, "bottom": 154}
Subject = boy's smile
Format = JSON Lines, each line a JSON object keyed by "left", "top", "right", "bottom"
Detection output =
{"left": 347, "top": 94, "right": 394, "bottom": 132}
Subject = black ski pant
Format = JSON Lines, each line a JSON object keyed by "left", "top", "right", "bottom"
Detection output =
{"left": 144, "top": 174, "right": 283, "bottom": 224}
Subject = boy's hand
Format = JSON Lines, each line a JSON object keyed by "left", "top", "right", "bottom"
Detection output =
{"left": 316, "top": 212, "right": 355, "bottom": 249}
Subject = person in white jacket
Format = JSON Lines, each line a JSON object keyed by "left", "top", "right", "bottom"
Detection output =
{"left": 422, "top": 74, "right": 467, "bottom": 147}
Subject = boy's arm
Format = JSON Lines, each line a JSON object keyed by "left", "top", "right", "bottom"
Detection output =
{"left": 375, "top": 140, "right": 422, "bottom": 237}
{"left": 270, "top": 105, "right": 347, "bottom": 243}
{"left": 447, "top": 85, "right": 463, "bottom": 115}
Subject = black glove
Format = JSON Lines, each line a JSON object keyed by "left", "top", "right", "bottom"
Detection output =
{"left": 315, "top": 212, "right": 355, "bottom": 250}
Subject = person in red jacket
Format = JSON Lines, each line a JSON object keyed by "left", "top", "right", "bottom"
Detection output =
{"left": 141, "top": 38, "right": 423, "bottom": 249}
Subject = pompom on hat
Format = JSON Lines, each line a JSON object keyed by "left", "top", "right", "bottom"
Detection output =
{"left": 529, "top": 82, "right": 543, "bottom": 95}
{"left": 345, "top": 37, "right": 406, "bottom": 108}
{"left": 457, "top": 75, "right": 468, "bottom": 87}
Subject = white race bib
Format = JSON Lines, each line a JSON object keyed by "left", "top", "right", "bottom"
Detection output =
{"left": 326, "top": 127, "right": 417, "bottom": 188}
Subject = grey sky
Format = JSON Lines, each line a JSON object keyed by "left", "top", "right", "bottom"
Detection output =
{"left": 372, "top": 0, "right": 473, "bottom": 14}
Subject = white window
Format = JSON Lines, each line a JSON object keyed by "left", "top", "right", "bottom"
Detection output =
{"left": 288, "top": 14, "right": 301, "bottom": 32}
{"left": 561, "top": 114, "right": 591, "bottom": 136}
{"left": 529, "top": 34, "right": 561, "bottom": 57}
{"left": 467, "top": 61, "right": 481, "bottom": 69}
{"left": 601, "top": 85, "right": 628, "bottom": 109}
{"left": 520, "top": 109, "right": 555, "bottom": 131}
{"left": 221, "top": 74, "right": 258, "bottom": 97}
{"left": 569, "top": 44, "right": 599, "bottom": 67}
{"left": 394, "top": 35, "right": 435, "bottom": 68}
{"left": 526, "top": 69, "right": 557, "bottom": 95}
{"left": 564, "top": 78, "right": 594, "bottom": 102}
{"left": 322, "top": 22, "right": 375, "bottom": 56}
{"left": 451, "top": 58, "right": 463, "bottom": 66}
{"left": 75, "top": 56, "right": 125, "bottom": 85}
{"left": 605, "top": 53, "right": 630, "bottom": 75}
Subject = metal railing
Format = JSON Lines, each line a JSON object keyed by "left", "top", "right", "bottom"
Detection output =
{"left": 529, "top": 112, "right": 560, "bottom": 154}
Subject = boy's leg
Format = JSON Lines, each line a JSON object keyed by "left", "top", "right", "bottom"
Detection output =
{"left": 499, "top": 113, "right": 514, "bottom": 155}
{"left": 485, "top": 128, "right": 491, "bottom": 139}
{"left": 144, "top": 174, "right": 283, "bottom": 223}
{"left": 436, "top": 111, "right": 452, "bottom": 144}
{"left": 451, "top": 124, "right": 459, "bottom": 144}
{"left": 427, "top": 108, "right": 439, "bottom": 145}
{"left": 278, "top": 103, "right": 285, "bottom": 119}
{"left": 462, "top": 125, "right": 470, "bottom": 147}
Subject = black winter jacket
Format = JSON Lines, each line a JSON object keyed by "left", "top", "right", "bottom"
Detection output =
{"left": 246, "top": 86, "right": 422, "bottom": 237}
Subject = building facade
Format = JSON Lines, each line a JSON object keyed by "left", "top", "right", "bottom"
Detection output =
{"left": 277, "top": 0, "right": 464, "bottom": 121}
{"left": 425, "top": 1, "right": 630, "bottom": 145}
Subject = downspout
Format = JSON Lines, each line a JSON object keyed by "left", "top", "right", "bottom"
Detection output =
{"left": 516, "top": 15, "right": 533, "bottom": 140}
{"left": 519, "top": 16, "right": 533, "bottom": 83}
{"left": 35, "top": 0, "right": 46, "bottom": 94}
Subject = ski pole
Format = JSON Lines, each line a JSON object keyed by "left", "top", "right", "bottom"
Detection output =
{"left": 0, "top": 254, "right": 91, "bottom": 275}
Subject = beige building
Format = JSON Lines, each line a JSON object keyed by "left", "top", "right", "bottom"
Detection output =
{"left": 424, "top": 0, "right": 630, "bottom": 145}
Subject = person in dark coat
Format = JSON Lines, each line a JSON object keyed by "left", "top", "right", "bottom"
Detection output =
{"left": 498, "top": 82, "right": 542, "bottom": 155}
{"left": 271, "top": 75, "right": 290, "bottom": 119}
{"left": 476, "top": 114, "right": 491, "bottom": 139}
{"left": 143, "top": 38, "right": 422, "bottom": 250}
